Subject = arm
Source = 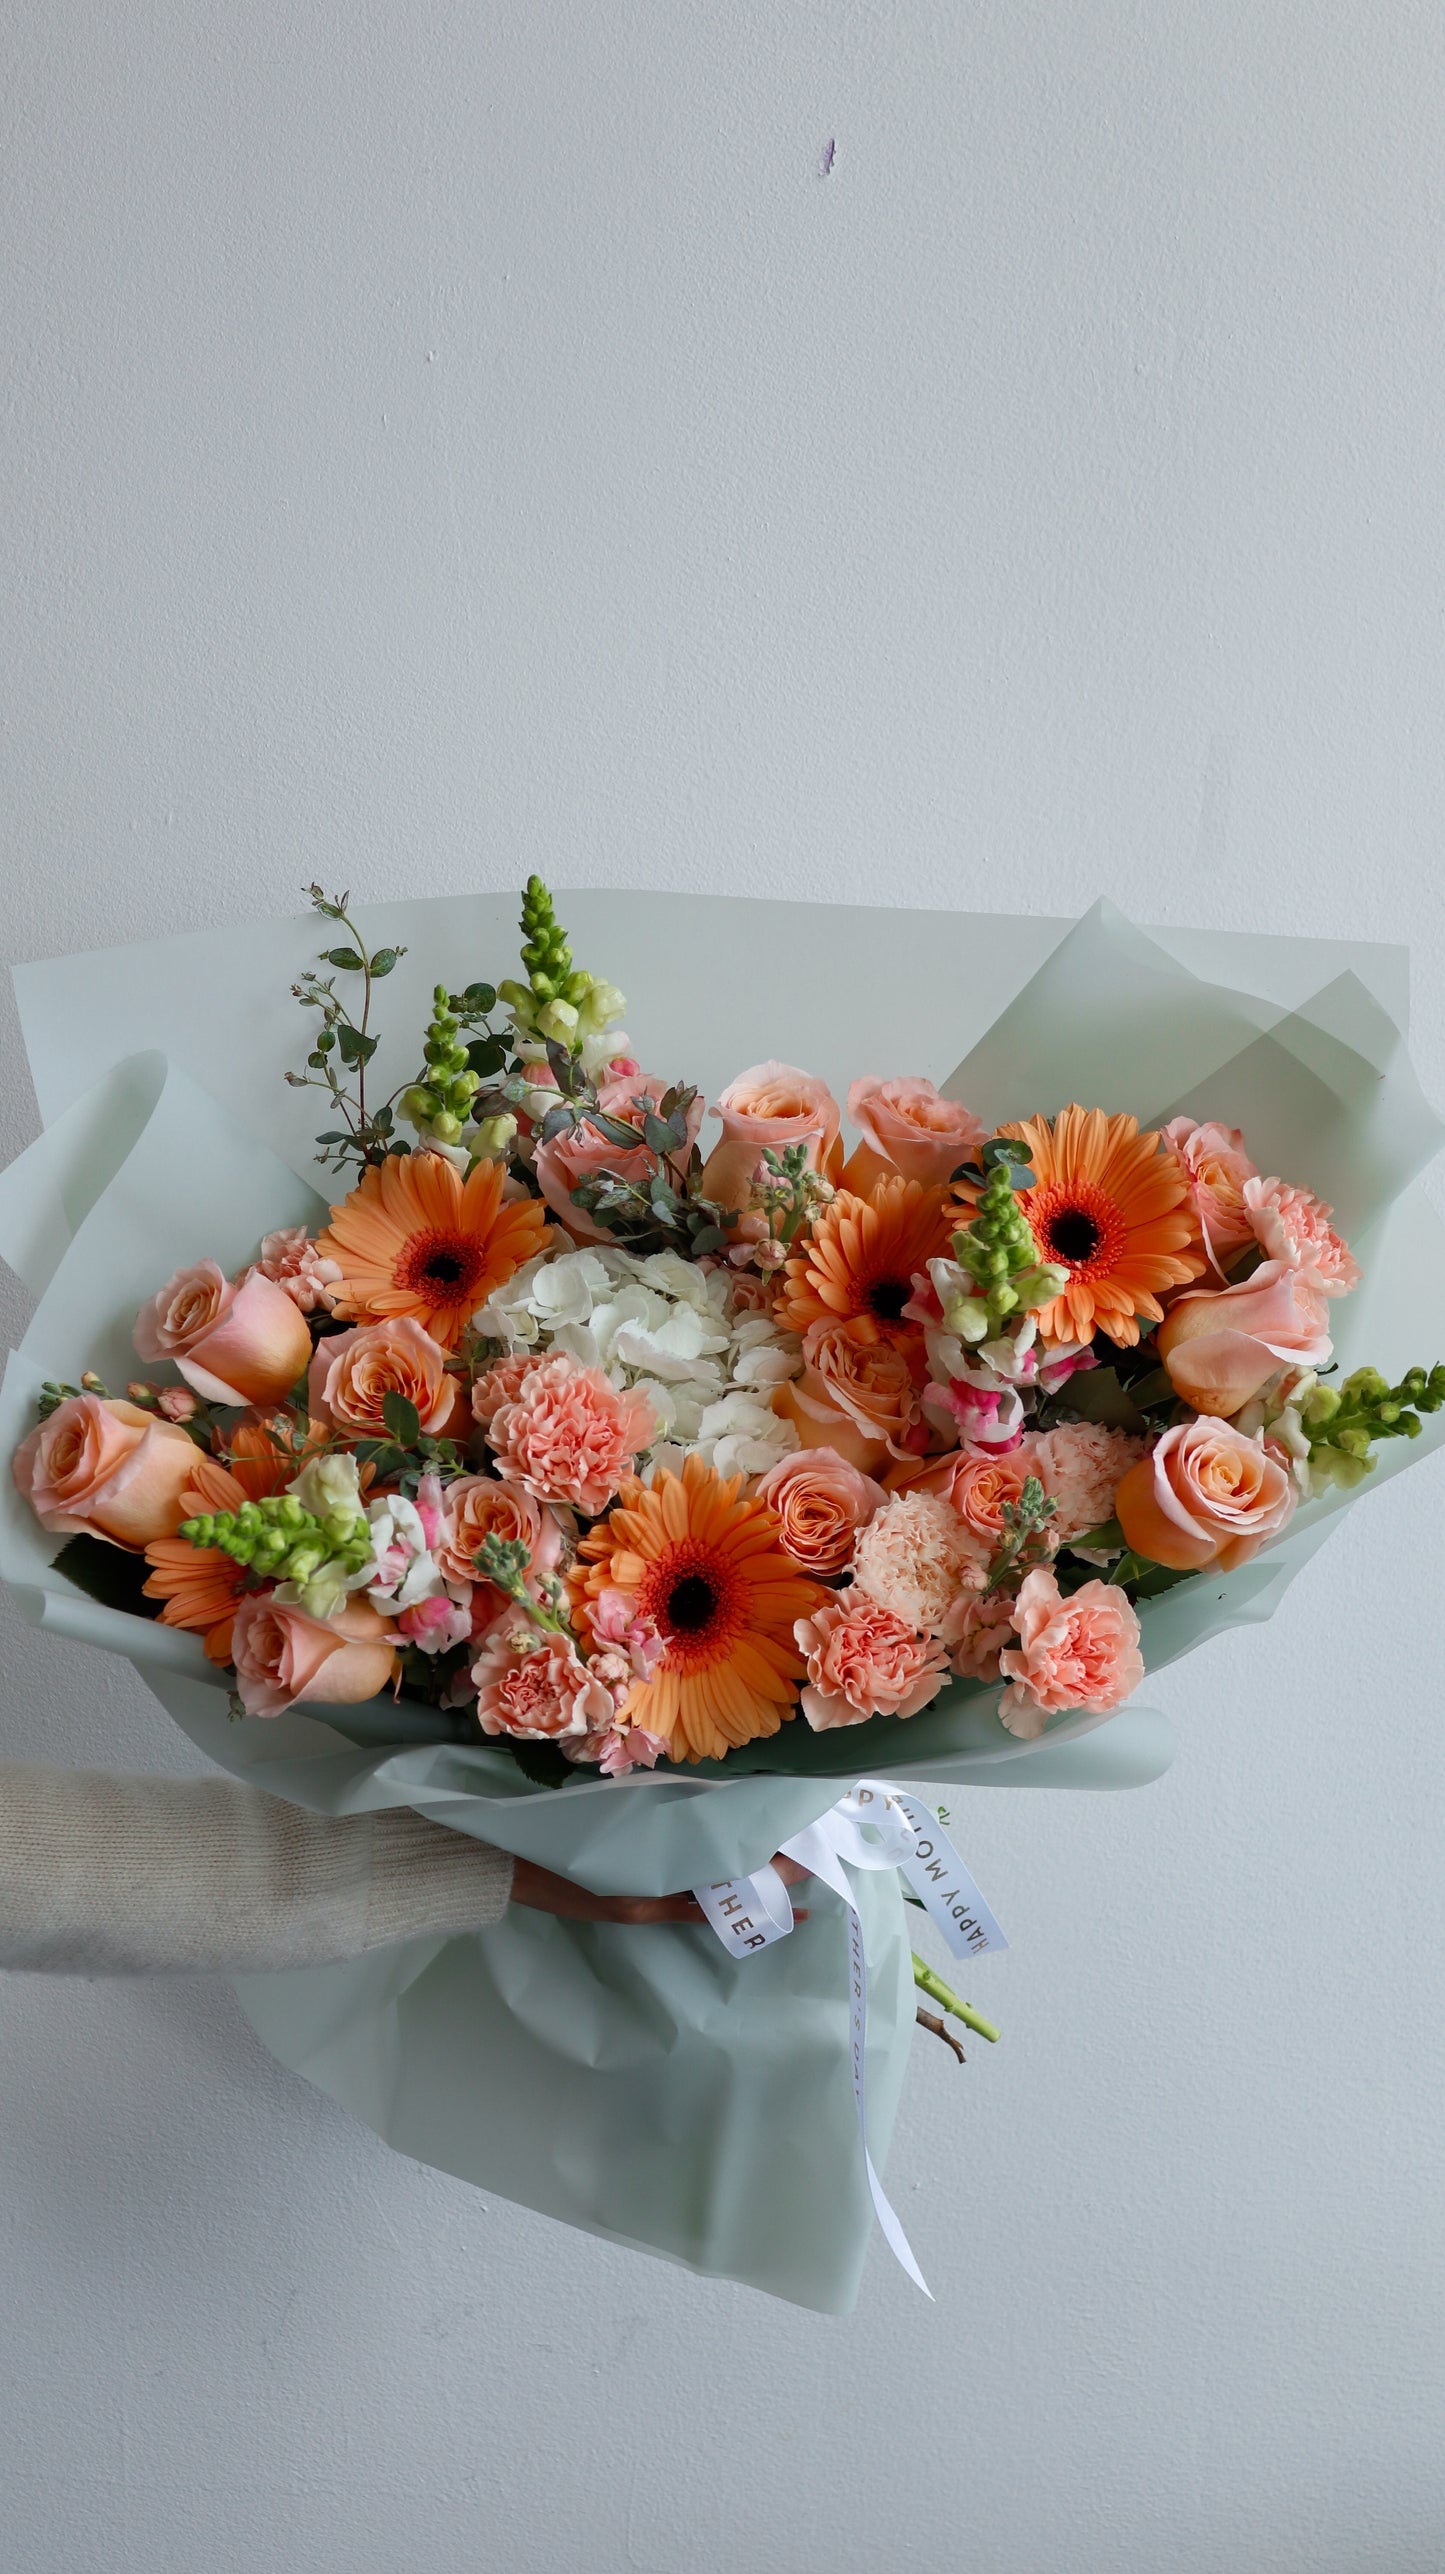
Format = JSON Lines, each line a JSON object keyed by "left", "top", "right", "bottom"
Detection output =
{"left": 0, "top": 1764, "right": 514, "bottom": 1975}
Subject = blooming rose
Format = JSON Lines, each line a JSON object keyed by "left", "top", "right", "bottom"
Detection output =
{"left": 851, "top": 1489, "right": 985, "bottom": 1642}
{"left": 1115, "top": 1415, "right": 1297, "bottom": 1571}
{"left": 844, "top": 1077, "right": 985, "bottom": 1190}
{"left": 486, "top": 1350, "right": 656, "bottom": 1514}
{"left": 771, "top": 1320, "right": 925, "bottom": 1471}
{"left": 699, "top": 1063, "right": 842, "bottom": 1212}
{"left": 308, "top": 1316, "right": 469, "bottom": 1439}
{"left": 248, "top": 1226, "right": 342, "bottom": 1315}
{"left": 1162, "top": 1118, "right": 1259, "bottom": 1274}
{"left": 794, "top": 1595, "right": 950, "bottom": 1730}
{"left": 231, "top": 1593, "right": 398, "bottom": 1718}
{"left": 1156, "top": 1259, "right": 1334, "bottom": 1416}
{"left": 534, "top": 1074, "right": 704, "bottom": 1245}
{"left": 471, "top": 1624, "right": 617, "bottom": 1741}
{"left": 753, "top": 1446, "right": 886, "bottom": 1574}
{"left": 436, "top": 1475, "right": 565, "bottom": 1594}
{"left": 931, "top": 1446, "right": 1043, "bottom": 1547}
{"left": 1243, "top": 1175, "right": 1360, "bottom": 1294}
{"left": 13, "top": 1392, "right": 199, "bottom": 1550}
{"left": 998, "top": 1567, "right": 1143, "bottom": 1738}
{"left": 134, "top": 1258, "right": 312, "bottom": 1407}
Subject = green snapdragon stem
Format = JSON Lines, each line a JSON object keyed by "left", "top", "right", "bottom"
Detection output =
{"left": 911, "top": 1952, "right": 1000, "bottom": 2045}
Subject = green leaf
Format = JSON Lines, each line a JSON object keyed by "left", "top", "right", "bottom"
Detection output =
{"left": 314, "top": 1130, "right": 353, "bottom": 1145}
{"left": 324, "top": 946, "right": 365, "bottom": 970}
{"left": 369, "top": 947, "right": 399, "bottom": 977}
{"left": 689, "top": 1224, "right": 727, "bottom": 1254}
{"left": 463, "top": 981, "right": 497, "bottom": 1012}
{"left": 467, "top": 1033, "right": 509, "bottom": 1078}
{"left": 52, "top": 1534, "right": 159, "bottom": 1621}
{"left": 336, "top": 1023, "right": 379, "bottom": 1066}
{"left": 382, "top": 1391, "right": 422, "bottom": 1446}
{"left": 508, "top": 1738, "right": 574, "bottom": 1789}
{"left": 642, "top": 1113, "right": 677, "bottom": 1157}
{"left": 1071, "top": 1516, "right": 1125, "bottom": 1553}
{"left": 1056, "top": 1367, "right": 1148, "bottom": 1434}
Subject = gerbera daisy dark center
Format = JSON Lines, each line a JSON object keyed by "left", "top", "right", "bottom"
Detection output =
{"left": 393, "top": 1229, "right": 487, "bottom": 1305}
{"left": 866, "top": 1276, "right": 912, "bottom": 1320}
{"left": 1045, "top": 1207, "right": 1102, "bottom": 1265}
{"left": 665, "top": 1573, "right": 718, "bottom": 1632}
{"left": 638, "top": 1539, "right": 746, "bottom": 1669}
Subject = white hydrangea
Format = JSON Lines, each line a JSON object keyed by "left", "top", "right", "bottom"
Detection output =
{"left": 477, "top": 1243, "right": 803, "bottom": 1479}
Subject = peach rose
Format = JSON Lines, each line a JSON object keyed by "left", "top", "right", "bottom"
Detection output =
{"left": 308, "top": 1316, "right": 469, "bottom": 1439}
{"left": 843, "top": 1077, "right": 985, "bottom": 1192}
{"left": 1242, "top": 1175, "right": 1360, "bottom": 1294}
{"left": 471, "top": 1625, "right": 617, "bottom": 1741}
{"left": 436, "top": 1475, "right": 565, "bottom": 1592}
{"left": 1162, "top": 1119, "right": 1259, "bottom": 1275}
{"left": 770, "top": 1319, "right": 926, "bottom": 1471}
{"left": 935, "top": 1446, "right": 1044, "bottom": 1548}
{"left": 231, "top": 1593, "right": 399, "bottom": 1718}
{"left": 699, "top": 1062, "right": 842, "bottom": 1212}
{"left": 1156, "top": 1259, "right": 1333, "bottom": 1416}
{"left": 753, "top": 1446, "right": 886, "bottom": 1574}
{"left": 1114, "top": 1415, "right": 1297, "bottom": 1572}
{"left": 133, "top": 1258, "right": 313, "bottom": 1408}
{"left": 851, "top": 1488, "right": 986, "bottom": 1642}
{"left": 534, "top": 1075, "right": 704, "bottom": 1245}
{"left": 998, "top": 1566, "right": 1143, "bottom": 1738}
{"left": 13, "top": 1392, "right": 200, "bottom": 1551}
{"left": 795, "top": 1595, "right": 951, "bottom": 1730}
{"left": 487, "top": 1350, "right": 656, "bottom": 1515}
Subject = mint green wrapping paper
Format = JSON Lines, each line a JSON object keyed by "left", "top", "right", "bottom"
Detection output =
{"left": 3, "top": 894, "right": 1440, "bottom": 2307}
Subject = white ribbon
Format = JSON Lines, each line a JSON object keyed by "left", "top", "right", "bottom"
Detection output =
{"left": 692, "top": 1783, "right": 1006, "bottom": 2296}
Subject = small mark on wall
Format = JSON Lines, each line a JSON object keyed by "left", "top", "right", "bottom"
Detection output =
{"left": 820, "top": 137, "right": 836, "bottom": 176}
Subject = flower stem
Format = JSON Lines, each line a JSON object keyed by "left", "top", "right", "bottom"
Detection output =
{"left": 911, "top": 1951, "right": 1000, "bottom": 2043}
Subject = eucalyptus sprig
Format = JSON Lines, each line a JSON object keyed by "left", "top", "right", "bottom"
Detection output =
{"left": 285, "top": 887, "right": 408, "bottom": 1173}
{"left": 531, "top": 1051, "right": 741, "bottom": 1257}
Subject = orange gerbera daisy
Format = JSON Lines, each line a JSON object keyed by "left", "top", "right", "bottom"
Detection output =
{"left": 142, "top": 1454, "right": 271, "bottom": 1664}
{"left": 317, "top": 1151, "right": 548, "bottom": 1350}
{"left": 1009, "top": 1105, "right": 1203, "bottom": 1347}
{"left": 570, "top": 1452, "right": 824, "bottom": 1764}
{"left": 775, "top": 1174, "right": 952, "bottom": 1346}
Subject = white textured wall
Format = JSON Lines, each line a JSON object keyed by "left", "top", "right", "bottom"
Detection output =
{"left": 4, "top": 6, "right": 1445, "bottom": 2568}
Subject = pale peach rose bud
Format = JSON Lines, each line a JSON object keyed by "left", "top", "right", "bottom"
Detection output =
{"left": 230, "top": 1592, "right": 399, "bottom": 1718}
{"left": 134, "top": 1258, "right": 313, "bottom": 1408}
{"left": 1156, "top": 1259, "right": 1333, "bottom": 1416}
{"left": 843, "top": 1077, "right": 985, "bottom": 1193}
{"left": 700, "top": 1063, "right": 842, "bottom": 1213}
{"left": 12, "top": 1392, "right": 199, "bottom": 1550}
{"left": 308, "top": 1316, "right": 470, "bottom": 1439}
{"left": 754, "top": 1446, "right": 887, "bottom": 1575}
{"left": 156, "top": 1386, "right": 200, "bottom": 1423}
{"left": 1115, "top": 1415, "right": 1297, "bottom": 1572}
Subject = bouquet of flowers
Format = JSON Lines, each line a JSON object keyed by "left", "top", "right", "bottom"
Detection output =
{"left": 3, "top": 888, "right": 1441, "bottom": 2308}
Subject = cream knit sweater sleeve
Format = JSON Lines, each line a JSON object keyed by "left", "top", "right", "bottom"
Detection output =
{"left": 0, "top": 1764, "right": 514, "bottom": 1975}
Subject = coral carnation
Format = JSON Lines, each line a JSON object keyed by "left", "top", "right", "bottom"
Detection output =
{"left": 486, "top": 1350, "right": 656, "bottom": 1515}
{"left": 998, "top": 1566, "right": 1143, "bottom": 1738}
{"left": 795, "top": 1595, "right": 950, "bottom": 1729}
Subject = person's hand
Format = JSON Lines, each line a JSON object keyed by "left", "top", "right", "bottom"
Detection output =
{"left": 509, "top": 1853, "right": 809, "bottom": 1926}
